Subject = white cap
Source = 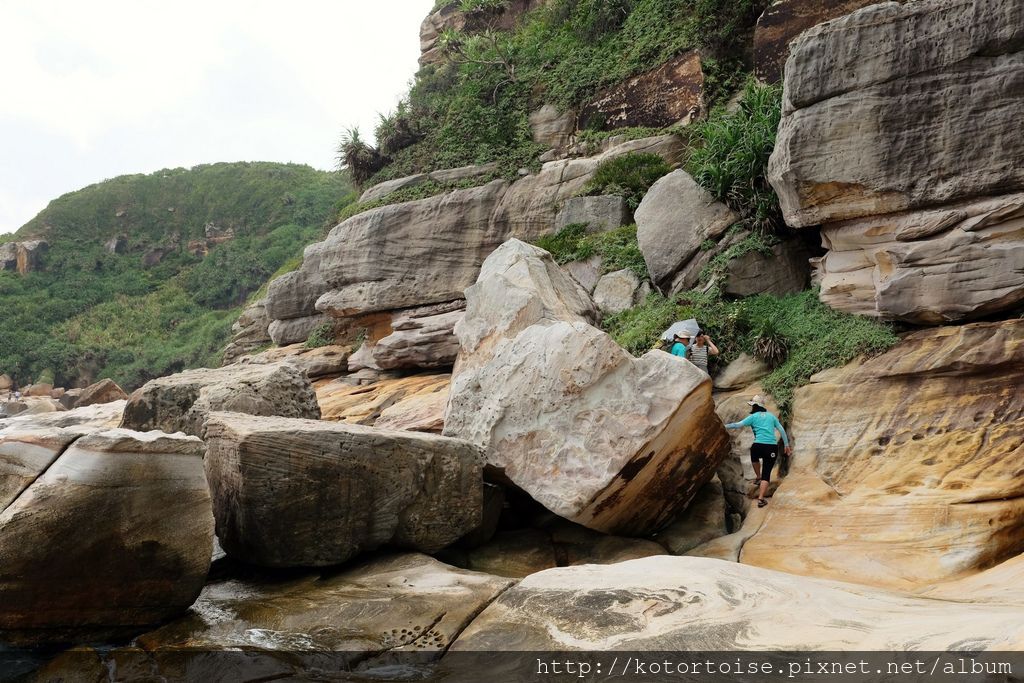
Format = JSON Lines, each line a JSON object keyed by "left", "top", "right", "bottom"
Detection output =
{"left": 747, "top": 395, "right": 766, "bottom": 408}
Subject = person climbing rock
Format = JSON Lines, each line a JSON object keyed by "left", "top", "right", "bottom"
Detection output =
{"left": 725, "top": 395, "right": 790, "bottom": 508}
{"left": 670, "top": 333, "right": 690, "bottom": 359}
{"left": 688, "top": 331, "right": 720, "bottom": 375}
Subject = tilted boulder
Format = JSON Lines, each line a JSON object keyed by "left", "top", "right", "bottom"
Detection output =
{"left": 768, "top": 0, "right": 1024, "bottom": 322}
{"left": 742, "top": 320, "right": 1024, "bottom": 591}
{"left": 76, "top": 378, "right": 128, "bottom": 407}
{"left": 635, "top": 169, "right": 738, "bottom": 291}
{"left": 445, "top": 240, "right": 730, "bottom": 535}
{"left": 204, "top": 412, "right": 483, "bottom": 567}
{"left": 120, "top": 362, "right": 320, "bottom": 437}
{"left": 447, "top": 556, "right": 1024, "bottom": 651}
{"left": 0, "top": 428, "right": 212, "bottom": 645}
{"left": 592, "top": 268, "right": 645, "bottom": 315}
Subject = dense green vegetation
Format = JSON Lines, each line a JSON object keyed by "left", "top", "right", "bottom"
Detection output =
{"left": 578, "top": 152, "right": 670, "bottom": 212}
{"left": 685, "top": 79, "right": 783, "bottom": 232}
{"left": 535, "top": 223, "right": 648, "bottom": 279}
{"left": 0, "top": 163, "right": 354, "bottom": 389}
{"left": 602, "top": 289, "right": 899, "bottom": 419}
{"left": 345, "top": 0, "right": 768, "bottom": 192}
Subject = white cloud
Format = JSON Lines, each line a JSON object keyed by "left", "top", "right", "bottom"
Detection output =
{"left": 0, "top": 0, "right": 432, "bottom": 233}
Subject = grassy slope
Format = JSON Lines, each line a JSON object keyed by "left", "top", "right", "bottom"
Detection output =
{"left": 1, "top": 162, "right": 354, "bottom": 389}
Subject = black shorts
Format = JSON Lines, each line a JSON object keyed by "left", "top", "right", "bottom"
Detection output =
{"left": 750, "top": 443, "right": 779, "bottom": 482}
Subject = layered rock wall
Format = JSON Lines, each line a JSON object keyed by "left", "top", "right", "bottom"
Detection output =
{"left": 768, "top": 0, "right": 1024, "bottom": 323}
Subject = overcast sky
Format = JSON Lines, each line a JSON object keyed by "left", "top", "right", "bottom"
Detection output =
{"left": 0, "top": 0, "right": 433, "bottom": 234}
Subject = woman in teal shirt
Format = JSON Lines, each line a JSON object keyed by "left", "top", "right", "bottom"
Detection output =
{"left": 670, "top": 333, "right": 691, "bottom": 358}
{"left": 725, "top": 394, "right": 791, "bottom": 508}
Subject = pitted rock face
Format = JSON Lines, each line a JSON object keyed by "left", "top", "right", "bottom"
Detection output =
{"left": 741, "top": 319, "right": 1024, "bottom": 591}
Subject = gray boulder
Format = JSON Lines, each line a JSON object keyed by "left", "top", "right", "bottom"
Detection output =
{"left": 636, "top": 169, "right": 738, "bottom": 290}
{"left": 529, "top": 104, "right": 576, "bottom": 150}
{"left": 120, "top": 362, "right": 320, "bottom": 437}
{"left": 723, "top": 238, "right": 810, "bottom": 297}
{"left": 592, "top": 268, "right": 644, "bottom": 315}
{"left": 204, "top": 412, "right": 483, "bottom": 567}
{"left": 555, "top": 195, "right": 629, "bottom": 233}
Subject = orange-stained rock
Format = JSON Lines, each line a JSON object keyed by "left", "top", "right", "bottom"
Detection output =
{"left": 741, "top": 320, "right": 1024, "bottom": 591}
{"left": 315, "top": 373, "right": 451, "bottom": 431}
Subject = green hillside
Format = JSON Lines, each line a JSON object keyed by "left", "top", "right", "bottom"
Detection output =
{"left": 1, "top": 162, "right": 354, "bottom": 389}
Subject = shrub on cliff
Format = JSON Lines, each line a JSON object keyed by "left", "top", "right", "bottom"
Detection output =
{"left": 602, "top": 288, "right": 899, "bottom": 419}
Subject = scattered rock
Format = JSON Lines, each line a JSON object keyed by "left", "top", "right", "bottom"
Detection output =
{"left": 447, "top": 555, "right": 1024, "bottom": 651}
{"left": 555, "top": 195, "right": 629, "bottom": 233}
{"left": 120, "top": 362, "right": 320, "bottom": 437}
{"left": 204, "top": 412, "right": 483, "bottom": 567}
{"left": 0, "top": 401, "right": 126, "bottom": 433}
{"left": 57, "top": 389, "right": 82, "bottom": 411}
{"left": 592, "top": 268, "right": 643, "bottom": 315}
{"left": 0, "top": 428, "right": 212, "bottom": 645}
{"left": 76, "top": 378, "right": 128, "bottom": 408}
{"left": 579, "top": 50, "right": 704, "bottom": 129}
{"left": 490, "top": 135, "right": 685, "bottom": 241}
{"left": 222, "top": 298, "right": 272, "bottom": 365}
{"left": 372, "top": 305, "right": 464, "bottom": 370}
{"left": 635, "top": 169, "right": 738, "bottom": 291}
{"left": 562, "top": 255, "right": 604, "bottom": 294}
{"left": 742, "top": 320, "right": 1024, "bottom": 591}
{"left": 268, "top": 313, "right": 330, "bottom": 346}
{"left": 0, "top": 240, "right": 48, "bottom": 274}
{"left": 24, "top": 384, "right": 53, "bottom": 397}
{"left": 242, "top": 343, "right": 351, "bottom": 379}
{"left": 529, "top": 104, "right": 576, "bottom": 150}
{"left": 312, "top": 180, "right": 510, "bottom": 318}
{"left": 375, "top": 383, "right": 450, "bottom": 433}
{"left": 713, "top": 354, "right": 770, "bottom": 391}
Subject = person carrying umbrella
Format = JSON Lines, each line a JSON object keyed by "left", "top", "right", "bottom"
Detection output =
{"left": 725, "top": 394, "right": 790, "bottom": 508}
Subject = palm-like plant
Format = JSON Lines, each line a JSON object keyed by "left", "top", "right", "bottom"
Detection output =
{"left": 336, "top": 128, "right": 386, "bottom": 188}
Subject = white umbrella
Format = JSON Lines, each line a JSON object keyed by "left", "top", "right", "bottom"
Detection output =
{"left": 660, "top": 319, "right": 700, "bottom": 342}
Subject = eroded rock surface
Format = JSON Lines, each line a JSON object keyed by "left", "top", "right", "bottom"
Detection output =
{"left": 42, "top": 554, "right": 515, "bottom": 678}
{"left": 204, "top": 412, "right": 483, "bottom": 567}
{"left": 0, "top": 429, "right": 212, "bottom": 645}
{"left": 120, "top": 362, "right": 320, "bottom": 437}
{"left": 768, "top": 0, "right": 1024, "bottom": 322}
{"left": 448, "top": 556, "right": 1024, "bottom": 651}
{"left": 741, "top": 320, "right": 1024, "bottom": 591}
